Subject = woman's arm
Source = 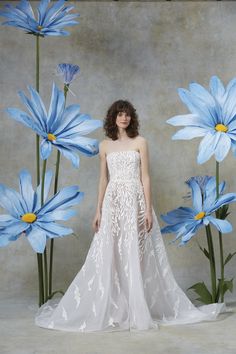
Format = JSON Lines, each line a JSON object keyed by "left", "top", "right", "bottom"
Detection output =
{"left": 95, "top": 141, "right": 109, "bottom": 213}
{"left": 92, "top": 141, "right": 109, "bottom": 232}
{"left": 139, "top": 137, "right": 153, "bottom": 232}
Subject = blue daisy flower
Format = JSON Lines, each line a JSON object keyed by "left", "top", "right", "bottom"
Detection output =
{"left": 167, "top": 76, "right": 236, "bottom": 164}
{"left": 0, "top": 169, "right": 84, "bottom": 253}
{"left": 0, "top": 0, "right": 79, "bottom": 37}
{"left": 6, "top": 82, "right": 102, "bottom": 168}
{"left": 161, "top": 176, "right": 236, "bottom": 245}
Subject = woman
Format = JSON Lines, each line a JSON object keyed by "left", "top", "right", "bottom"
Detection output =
{"left": 35, "top": 100, "right": 224, "bottom": 332}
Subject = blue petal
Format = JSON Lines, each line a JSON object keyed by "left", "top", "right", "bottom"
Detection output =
{"left": 57, "top": 136, "right": 99, "bottom": 156}
{"left": 167, "top": 114, "right": 203, "bottom": 127}
{"left": 41, "top": 29, "right": 70, "bottom": 36}
{"left": 161, "top": 223, "right": 185, "bottom": 234}
{"left": 38, "top": 186, "right": 81, "bottom": 214}
{"left": 0, "top": 234, "right": 11, "bottom": 247}
{"left": 189, "top": 83, "right": 217, "bottom": 110}
{"left": 214, "top": 133, "right": 231, "bottom": 162}
{"left": 58, "top": 119, "right": 102, "bottom": 137}
{"left": 197, "top": 131, "right": 220, "bottom": 164}
{"left": 226, "top": 78, "right": 236, "bottom": 93}
{"left": 47, "top": 83, "right": 65, "bottom": 130}
{"left": 18, "top": 169, "right": 35, "bottom": 212}
{"left": 0, "top": 214, "right": 16, "bottom": 224}
{"left": 27, "top": 227, "right": 47, "bottom": 253}
{"left": 52, "top": 104, "right": 81, "bottom": 134}
{"left": 6, "top": 108, "right": 42, "bottom": 135}
{"left": 188, "top": 180, "right": 203, "bottom": 212}
{"left": 180, "top": 222, "right": 202, "bottom": 244}
{"left": 0, "top": 184, "right": 26, "bottom": 218}
{"left": 37, "top": 0, "right": 50, "bottom": 24}
{"left": 2, "top": 220, "right": 29, "bottom": 236}
{"left": 42, "top": 0, "right": 65, "bottom": 25}
{"left": 172, "top": 127, "right": 208, "bottom": 140}
{"left": 38, "top": 209, "right": 77, "bottom": 222}
{"left": 17, "top": 0, "right": 35, "bottom": 18}
{"left": 40, "top": 139, "right": 52, "bottom": 160}
{"left": 209, "top": 193, "right": 236, "bottom": 213}
{"left": 35, "top": 170, "right": 53, "bottom": 210}
{"left": 207, "top": 216, "right": 233, "bottom": 233}
{"left": 18, "top": 89, "right": 47, "bottom": 131}
{"left": 28, "top": 86, "right": 48, "bottom": 125}
{"left": 209, "top": 76, "right": 225, "bottom": 105}
{"left": 36, "top": 221, "right": 73, "bottom": 238}
{"left": 222, "top": 84, "right": 236, "bottom": 125}
{"left": 178, "top": 88, "right": 217, "bottom": 126}
{"left": 56, "top": 146, "right": 80, "bottom": 168}
{"left": 161, "top": 207, "right": 195, "bottom": 224}
{"left": 189, "top": 82, "right": 223, "bottom": 123}
{"left": 203, "top": 178, "right": 217, "bottom": 210}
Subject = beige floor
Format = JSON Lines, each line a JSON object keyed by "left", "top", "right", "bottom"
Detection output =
{"left": 0, "top": 293, "right": 235, "bottom": 354}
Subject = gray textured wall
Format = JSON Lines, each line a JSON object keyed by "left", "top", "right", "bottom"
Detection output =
{"left": 1, "top": 1, "right": 236, "bottom": 303}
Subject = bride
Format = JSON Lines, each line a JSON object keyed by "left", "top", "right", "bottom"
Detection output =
{"left": 35, "top": 100, "right": 224, "bottom": 332}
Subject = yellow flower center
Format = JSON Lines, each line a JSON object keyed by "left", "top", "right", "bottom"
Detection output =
{"left": 215, "top": 124, "right": 228, "bottom": 133}
{"left": 21, "top": 213, "right": 37, "bottom": 223}
{"left": 48, "top": 133, "right": 56, "bottom": 141}
{"left": 37, "top": 25, "right": 43, "bottom": 30}
{"left": 194, "top": 211, "right": 205, "bottom": 220}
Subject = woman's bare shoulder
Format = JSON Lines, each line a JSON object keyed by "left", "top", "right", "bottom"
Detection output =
{"left": 135, "top": 135, "right": 147, "bottom": 147}
{"left": 99, "top": 139, "right": 111, "bottom": 154}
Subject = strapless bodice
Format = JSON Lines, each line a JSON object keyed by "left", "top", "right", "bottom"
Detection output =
{"left": 106, "top": 150, "right": 141, "bottom": 182}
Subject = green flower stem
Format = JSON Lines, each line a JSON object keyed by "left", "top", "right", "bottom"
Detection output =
{"left": 36, "top": 34, "right": 43, "bottom": 307}
{"left": 205, "top": 224, "right": 217, "bottom": 302}
{"left": 44, "top": 247, "right": 48, "bottom": 301}
{"left": 49, "top": 150, "right": 61, "bottom": 296}
{"left": 48, "top": 84, "right": 68, "bottom": 297}
{"left": 215, "top": 161, "right": 224, "bottom": 302}
{"left": 48, "top": 239, "right": 54, "bottom": 296}
{"left": 37, "top": 253, "right": 44, "bottom": 306}
{"left": 41, "top": 159, "right": 48, "bottom": 303}
{"left": 36, "top": 34, "right": 40, "bottom": 185}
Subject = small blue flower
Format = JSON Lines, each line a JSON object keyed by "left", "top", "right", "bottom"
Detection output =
{"left": 0, "top": 0, "right": 79, "bottom": 37}
{"left": 167, "top": 76, "right": 236, "bottom": 164}
{"left": 183, "top": 175, "right": 225, "bottom": 200}
{"left": 161, "top": 177, "right": 236, "bottom": 245}
{"left": 57, "top": 63, "right": 80, "bottom": 85}
{"left": 0, "top": 169, "right": 84, "bottom": 253}
{"left": 6, "top": 83, "right": 102, "bottom": 168}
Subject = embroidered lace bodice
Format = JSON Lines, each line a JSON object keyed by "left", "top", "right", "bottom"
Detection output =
{"left": 35, "top": 150, "right": 224, "bottom": 332}
{"left": 107, "top": 150, "right": 141, "bottom": 181}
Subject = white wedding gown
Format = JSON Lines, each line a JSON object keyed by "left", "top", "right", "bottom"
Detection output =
{"left": 35, "top": 150, "right": 224, "bottom": 332}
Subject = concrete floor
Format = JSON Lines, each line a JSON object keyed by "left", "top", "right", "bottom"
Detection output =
{"left": 0, "top": 294, "right": 236, "bottom": 354}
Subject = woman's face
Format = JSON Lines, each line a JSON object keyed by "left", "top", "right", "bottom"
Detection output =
{"left": 115, "top": 111, "right": 131, "bottom": 129}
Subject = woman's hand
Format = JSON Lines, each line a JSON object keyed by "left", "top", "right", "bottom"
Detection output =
{"left": 145, "top": 210, "right": 153, "bottom": 233}
{"left": 92, "top": 210, "right": 102, "bottom": 233}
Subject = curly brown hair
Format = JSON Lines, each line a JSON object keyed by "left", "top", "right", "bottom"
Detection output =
{"left": 104, "top": 100, "right": 139, "bottom": 140}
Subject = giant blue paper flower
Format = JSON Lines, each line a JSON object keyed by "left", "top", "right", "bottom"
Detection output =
{"left": 6, "top": 83, "right": 102, "bottom": 168}
{"left": 167, "top": 76, "right": 236, "bottom": 164}
{"left": 161, "top": 176, "right": 236, "bottom": 245}
{"left": 0, "top": 169, "right": 83, "bottom": 253}
{"left": 0, "top": 0, "right": 79, "bottom": 37}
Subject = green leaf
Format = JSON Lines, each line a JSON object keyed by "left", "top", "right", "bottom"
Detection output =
{"left": 218, "top": 204, "right": 230, "bottom": 220}
{"left": 218, "top": 278, "right": 234, "bottom": 296}
{"left": 188, "top": 282, "right": 212, "bottom": 304}
{"left": 224, "top": 252, "right": 236, "bottom": 266}
{"left": 197, "top": 242, "right": 209, "bottom": 259}
{"left": 72, "top": 232, "right": 80, "bottom": 240}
